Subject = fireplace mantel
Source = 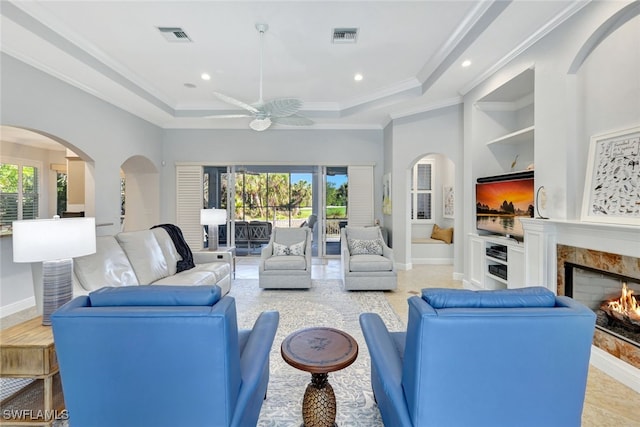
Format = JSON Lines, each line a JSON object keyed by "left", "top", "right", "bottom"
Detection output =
{"left": 521, "top": 218, "right": 639, "bottom": 257}
{"left": 520, "top": 218, "right": 640, "bottom": 291}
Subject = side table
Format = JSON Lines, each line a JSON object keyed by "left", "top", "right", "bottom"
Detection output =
{"left": 0, "top": 317, "right": 66, "bottom": 426}
{"left": 281, "top": 327, "right": 358, "bottom": 427}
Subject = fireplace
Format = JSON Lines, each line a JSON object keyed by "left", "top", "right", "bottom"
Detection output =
{"left": 558, "top": 245, "right": 640, "bottom": 369}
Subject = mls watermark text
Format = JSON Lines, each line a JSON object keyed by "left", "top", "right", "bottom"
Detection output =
{"left": 2, "top": 409, "right": 69, "bottom": 421}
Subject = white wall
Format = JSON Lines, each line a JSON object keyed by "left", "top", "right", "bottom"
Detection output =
{"left": 160, "top": 128, "right": 385, "bottom": 225}
{"left": 462, "top": 1, "right": 639, "bottom": 286}
{"left": 388, "top": 104, "right": 464, "bottom": 273}
{"left": 575, "top": 12, "right": 640, "bottom": 219}
{"left": 1, "top": 53, "right": 163, "bottom": 315}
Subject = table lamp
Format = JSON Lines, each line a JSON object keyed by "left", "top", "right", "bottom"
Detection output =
{"left": 12, "top": 216, "right": 96, "bottom": 325}
{"left": 200, "top": 208, "right": 227, "bottom": 251}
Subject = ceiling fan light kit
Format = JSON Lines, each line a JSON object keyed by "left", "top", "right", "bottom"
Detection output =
{"left": 209, "top": 23, "right": 313, "bottom": 131}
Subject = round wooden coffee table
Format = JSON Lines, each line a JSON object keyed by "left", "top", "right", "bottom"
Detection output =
{"left": 281, "top": 327, "right": 358, "bottom": 427}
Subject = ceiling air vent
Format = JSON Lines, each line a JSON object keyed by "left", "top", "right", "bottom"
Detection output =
{"left": 332, "top": 28, "right": 358, "bottom": 44}
{"left": 157, "top": 27, "right": 192, "bottom": 42}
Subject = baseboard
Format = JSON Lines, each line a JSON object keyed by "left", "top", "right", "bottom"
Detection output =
{"left": 590, "top": 345, "right": 640, "bottom": 393}
{"left": 462, "top": 279, "right": 482, "bottom": 290}
{"left": 453, "top": 272, "right": 464, "bottom": 281}
{"left": 0, "top": 297, "right": 35, "bottom": 318}
{"left": 411, "top": 257, "right": 453, "bottom": 265}
{"left": 396, "top": 262, "right": 412, "bottom": 271}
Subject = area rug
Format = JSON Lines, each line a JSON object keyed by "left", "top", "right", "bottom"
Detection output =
{"left": 230, "top": 279, "right": 405, "bottom": 426}
{"left": 50, "top": 279, "right": 404, "bottom": 426}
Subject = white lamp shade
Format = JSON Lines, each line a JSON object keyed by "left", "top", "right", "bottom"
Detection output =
{"left": 13, "top": 217, "right": 96, "bottom": 262}
{"left": 200, "top": 209, "right": 227, "bottom": 225}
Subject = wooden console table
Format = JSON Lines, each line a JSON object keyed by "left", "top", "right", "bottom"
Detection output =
{"left": 0, "top": 317, "right": 66, "bottom": 426}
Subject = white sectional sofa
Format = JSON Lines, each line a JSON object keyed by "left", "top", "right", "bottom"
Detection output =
{"left": 72, "top": 228, "right": 231, "bottom": 296}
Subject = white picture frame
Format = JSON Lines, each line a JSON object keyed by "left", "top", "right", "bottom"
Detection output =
{"left": 581, "top": 125, "right": 640, "bottom": 225}
{"left": 443, "top": 185, "right": 454, "bottom": 218}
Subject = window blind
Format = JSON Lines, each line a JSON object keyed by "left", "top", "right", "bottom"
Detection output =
{"left": 176, "top": 165, "right": 203, "bottom": 250}
{"left": 347, "top": 165, "right": 374, "bottom": 226}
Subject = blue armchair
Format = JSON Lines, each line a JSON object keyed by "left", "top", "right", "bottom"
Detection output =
{"left": 52, "top": 285, "right": 279, "bottom": 427}
{"left": 360, "top": 287, "right": 596, "bottom": 427}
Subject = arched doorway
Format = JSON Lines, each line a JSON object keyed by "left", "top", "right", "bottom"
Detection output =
{"left": 120, "top": 155, "right": 159, "bottom": 231}
{"left": 0, "top": 125, "right": 95, "bottom": 222}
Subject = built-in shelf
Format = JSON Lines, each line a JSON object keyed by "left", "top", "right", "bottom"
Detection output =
{"left": 486, "top": 125, "right": 534, "bottom": 146}
{"left": 467, "top": 234, "right": 525, "bottom": 290}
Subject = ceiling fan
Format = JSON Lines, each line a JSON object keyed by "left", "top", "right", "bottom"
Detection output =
{"left": 209, "top": 23, "right": 313, "bottom": 131}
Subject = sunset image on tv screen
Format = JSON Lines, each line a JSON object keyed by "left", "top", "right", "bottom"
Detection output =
{"left": 476, "top": 179, "right": 534, "bottom": 215}
{"left": 476, "top": 178, "right": 535, "bottom": 238}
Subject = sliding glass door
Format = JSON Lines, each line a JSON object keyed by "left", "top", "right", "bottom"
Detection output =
{"left": 324, "top": 167, "right": 348, "bottom": 256}
{"left": 203, "top": 165, "right": 349, "bottom": 257}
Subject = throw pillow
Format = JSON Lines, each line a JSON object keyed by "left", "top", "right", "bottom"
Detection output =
{"left": 273, "top": 241, "right": 306, "bottom": 256}
{"left": 348, "top": 238, "right": 383, "bottom": 255}
{"left": 431, "top": 224, "right": 453, "bottom": 244}
{"left": 289, "top": 240, "right": 305, "bottom": 256}
{"left": 273, "top": 242, "right": 290, "bottom": 256}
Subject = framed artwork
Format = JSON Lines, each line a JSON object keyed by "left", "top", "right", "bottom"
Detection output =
{"left": 382, "top": 173, "right": 392, "bottom": 215}
{"left": 443, "top": 185, "right": 454, "bottom": 218}
{"left": 581, "top": 125, "right": 640, "bottom": 225}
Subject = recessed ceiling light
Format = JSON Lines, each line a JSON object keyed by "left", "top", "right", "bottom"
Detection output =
{"left": 461, "top": 60, "right": 472, "bottom": 68}
{"left": 201, "top": 73, "right": 211, "bottom": 81}
{"left": 354, "top": 73, "right": 363, "bottom": 81}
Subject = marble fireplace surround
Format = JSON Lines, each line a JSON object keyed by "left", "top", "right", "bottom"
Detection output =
{"left": 521, "top": 218, "right": 640, "bottom": 393}
{"left": 557, "top": 246, "right": 640, "bottom": 368}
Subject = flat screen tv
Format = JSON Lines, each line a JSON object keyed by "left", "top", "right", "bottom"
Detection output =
{"left": 476, "top": 171, "right": 534, "bottom": 240}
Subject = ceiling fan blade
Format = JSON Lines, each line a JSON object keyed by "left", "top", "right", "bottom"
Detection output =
{"left": 262, "top": 98, "right": 302, "bottom": 117}
{"left": 212, "top": 91, "right": 259, "bottom": 114}
{"left": 205, "top": 114, "right": 252, "bottom": 119}
{"left": 272, "top": 115, "right": 314, "bottom": 126}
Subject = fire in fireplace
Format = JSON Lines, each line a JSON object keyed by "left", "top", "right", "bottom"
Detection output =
{"left": 564, "top": 262, "right": 640, "bottom": 348}
{"left": 600, "top": 283, "right": 640, "bottom": 336}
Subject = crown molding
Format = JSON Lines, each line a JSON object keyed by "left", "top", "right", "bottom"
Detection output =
{"left": 389, "top": 97, "right": 462, "bottom": 121}
{"left": 10, "top": 0, "right": 175, "bottom": 108}
{"left": 459, "top": 0, "right": 592, "bottom": 96}
{"left": 416, "top": 0, "right": 496, "bottom": 84}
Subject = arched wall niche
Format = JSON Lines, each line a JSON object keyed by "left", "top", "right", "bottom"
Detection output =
{"left": 567, "top": 5, "right": 640, "bottom": 218}
{"left": 407, "top": 151, "right": 456, "bottom": 263}
{"left": 568, "top": 1, "right": 640, "bottom": 75}
{"left": 120, "top": 155, "right": 160, "bottom": 232}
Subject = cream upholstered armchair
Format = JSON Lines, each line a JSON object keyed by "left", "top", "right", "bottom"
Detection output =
{"left": 259, "top": 227, "right": 312, "bottom": 289}
{"left": 341, "top": 226, "right": 397, "bottom": 290}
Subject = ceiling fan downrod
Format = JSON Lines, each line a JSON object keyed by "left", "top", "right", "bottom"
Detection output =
{"left": 255, "top": 23, "right": 268, "bottom": 104}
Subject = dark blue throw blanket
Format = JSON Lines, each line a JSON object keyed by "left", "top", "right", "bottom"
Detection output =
{"left": 151, "top": 224, "right": 195, "bottom": 273}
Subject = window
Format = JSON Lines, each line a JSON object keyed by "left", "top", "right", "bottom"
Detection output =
{"left": 0, "top": 159, "right": 41, "bottom": 233}
{"left": 57, "top": 171, "right": 67, "bottom": 216}
{"left": 233, "top": 170, "right": 312, "bottom": 226}
{"left": 410, "top": 159, "right": 434, "bottom": 222}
